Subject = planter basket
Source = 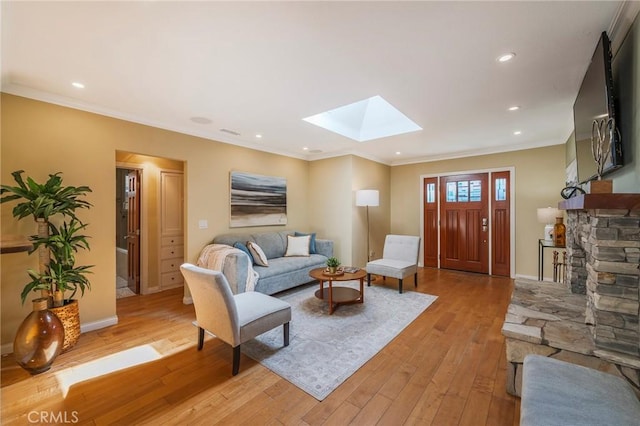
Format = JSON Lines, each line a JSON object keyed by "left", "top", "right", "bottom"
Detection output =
{"left": 50, "top": 299, "right": 80, "bottom": 353}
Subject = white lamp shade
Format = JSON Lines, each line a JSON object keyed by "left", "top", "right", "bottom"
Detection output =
{"left": 356, "top": 189, "right": 379, "bottom": 207}
{"left": 537, "top": 207, "right": 560, "bottom": 224}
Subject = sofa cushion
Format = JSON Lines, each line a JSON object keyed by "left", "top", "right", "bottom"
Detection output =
{"left": 254, "top": 255, "right": 325, "bottom": 279}
{"left": 285, "top": 235, "right": 310, "bottom": 257}
{"left": 233, "top": 242, "right": 254, "bottom": 263}
{"left": 251, "top": 231, "right": 291, "bottom": 259}
{"left": 247, "top": 241, "right": 269, "bottom": 267}
{"left": 295, "top": 231, "right": 317, "bottom": 254}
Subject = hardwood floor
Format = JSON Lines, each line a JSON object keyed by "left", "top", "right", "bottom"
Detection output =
{"left": 1, "top": 268, "right": 520, "bottom": 425}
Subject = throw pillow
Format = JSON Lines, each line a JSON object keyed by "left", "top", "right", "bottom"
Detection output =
{"left": 233, "top": 242, "right": 254, "bottom": 263}
{"left": 285, "top": 235, "right": 311, "bottom": 257}
{"left": 295, "top": 231, "right": 317, "bottom": 254}
{"left": 247, "top": 241, "right": 269, "bottom": 266}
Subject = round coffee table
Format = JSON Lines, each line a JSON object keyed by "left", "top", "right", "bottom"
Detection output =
{"left": 308, "top": 267, "right": 366, "bottom": 314}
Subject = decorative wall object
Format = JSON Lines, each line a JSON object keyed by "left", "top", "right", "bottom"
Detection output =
{"left": 230, "top": 171, "right": 287, "bottom": 227}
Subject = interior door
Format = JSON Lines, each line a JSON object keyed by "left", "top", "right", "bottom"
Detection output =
{"left": 423, "top": 177, "right": 438, "bottom": 267}
{"left": 440, "top": 173, "right": 489, "bottom": 273}
{"left": 126, "top": 170, "right": 141, "bottom": 293}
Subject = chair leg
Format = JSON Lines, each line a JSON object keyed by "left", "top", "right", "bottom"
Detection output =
{"left": 232, "top": 345, "right": 241, "bottom": 376}
{"left": 284, "top": 322, "right": 290, "bottom": 347}
{"left": 197, "top": 327, "right": 205, "bottom": 350}
{"left": 414, "top": 272, "right": 418, "bottom": 287}
{"left": 367, "top": 273, "right": 371, "bottom": 286}
{"left": 399, "top": 278, "right": 403, "bottom": 294}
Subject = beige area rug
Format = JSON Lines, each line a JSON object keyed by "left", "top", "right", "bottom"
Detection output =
{"left": 242, "top": 281, "right": 438, "bottom": 400}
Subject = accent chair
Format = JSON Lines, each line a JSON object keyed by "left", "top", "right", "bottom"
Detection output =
{"left": 180, "top": 263, "right": 291, "bottom": 375}
{"left": 366, "top": 234, "right": 420, "bottom": 294}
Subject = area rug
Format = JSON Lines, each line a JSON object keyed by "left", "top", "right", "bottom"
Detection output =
{"left": 242, "top": 281, "right": 438, "bottom": 400}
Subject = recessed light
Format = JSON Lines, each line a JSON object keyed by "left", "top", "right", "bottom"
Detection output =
{"left": 71, "top": 82, "right": 85, "bottom": 89}
{"left": 497, "top": 53, "right": 516, "bottom": 63}
{"left": 508, "top": 106, "right": 520, "bottom": 111}
{"left": 255, "top": 134, "right": 262, "bottom": 139}
{"left": 395, "top": 151, "right": 401, "bottom": 155}
{"left": 513, "top": 130, "right": 522, "bottom": 135}
{"left": 303, "top": 147, "right": 308, "bottom": 151}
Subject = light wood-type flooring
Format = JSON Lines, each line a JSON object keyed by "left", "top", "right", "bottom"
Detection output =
{"left": 1, "top": 268, "right": 520, "bottom": 425}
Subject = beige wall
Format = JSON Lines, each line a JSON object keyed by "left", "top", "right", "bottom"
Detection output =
{"left": 351, "top": 156, "right": 391, "bottom": 267}
{"left": 308, "top": 155, "right": 391, "bottom": 268}
{"left": 1, "top": 94, "right": 310, "bottom": 348}
{"left": 391, "top": 144, "right": 567, "bottom": 278}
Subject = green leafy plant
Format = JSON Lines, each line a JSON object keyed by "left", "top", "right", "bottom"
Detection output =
{"left": 326, "top": 257, "right": 341, "bottom": 268}
{"left": 1, "top": 170, "right": 93, "bottom": 305}
{"left": 23, "top": 220, "right": 93, "bottom": 304}
{"left": 1, "top": 170, "right": 91, "bottom": 221}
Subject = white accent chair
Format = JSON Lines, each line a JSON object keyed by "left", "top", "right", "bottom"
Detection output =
{"left": 180, "top": 263, "right": 291, "bottom": 375}
{"left": 366, "top": 235, "right": 421, "bottom": 294}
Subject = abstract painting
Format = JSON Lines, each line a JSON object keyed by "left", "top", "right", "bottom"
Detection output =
{"left": 230, "top": 171, "right": 287, "bottom": 227}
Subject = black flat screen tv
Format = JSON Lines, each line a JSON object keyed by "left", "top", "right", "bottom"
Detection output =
{"left": 573, "top": 31, "right": 623, "bottom": 184}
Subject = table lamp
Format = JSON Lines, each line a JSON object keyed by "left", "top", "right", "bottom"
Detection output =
{"left": 537, "top": 207, "right": 560, "bottom": 241}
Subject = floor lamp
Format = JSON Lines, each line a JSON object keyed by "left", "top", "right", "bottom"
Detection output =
{"left": 356, "top": 189, "right": 379, "bottom": 263}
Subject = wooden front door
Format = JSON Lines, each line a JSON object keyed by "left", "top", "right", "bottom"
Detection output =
{"left": 126, "top": 170, "right": 141, "bottom": 294}
{"left": 440, "top": 173, "right": 489, "bottom": 273}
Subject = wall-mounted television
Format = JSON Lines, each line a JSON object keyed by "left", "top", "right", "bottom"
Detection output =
{"left": 573, "top": 31, "right": 623, "bottom": 184}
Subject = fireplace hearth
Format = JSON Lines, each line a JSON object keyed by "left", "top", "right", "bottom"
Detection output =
{"left": 502, "top": 193, "right": 640, "bottom": 397}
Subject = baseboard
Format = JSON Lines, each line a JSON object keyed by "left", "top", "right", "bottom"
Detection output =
{"left": 514, "top": 274, "right": 558, "bottom": 283}
{"left": 183, "top": 296, "right": 193, "bottom": 305}
{"left": 1, "top": 342, "right": 13, "bottom": 355}
{"left": 80, "top": 315, "right": 119, "bottom": 333}
{"left": 1, "top": 316, "right": 119, "bottom": 355}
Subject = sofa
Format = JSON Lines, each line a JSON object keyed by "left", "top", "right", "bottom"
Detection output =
{"left": 212, "top": 231, "right": 333, "bottom": 295}
{"left": 520, "top": 355, "right": 640, "bottom": 426}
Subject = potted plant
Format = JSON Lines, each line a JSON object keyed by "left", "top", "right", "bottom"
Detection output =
{"left": 1, "top": 170, "right": 93, "bottom": 352}
{"left": 326, "top": 256, "right": 341, "bottom": 274}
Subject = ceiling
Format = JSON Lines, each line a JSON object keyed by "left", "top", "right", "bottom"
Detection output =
{"left": 1, "top": 1, "right": 629, "bottom": 165}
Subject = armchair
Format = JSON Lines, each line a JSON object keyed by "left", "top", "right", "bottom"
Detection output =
{"left": 180, "top": 263, "right": 291, "bottom": 375}
{"left": 366, "top": 234, "right": 420, "bottom": 294}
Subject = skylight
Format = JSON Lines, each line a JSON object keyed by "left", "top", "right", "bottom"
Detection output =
{"left": 303, "top": 95, "right": 422, "bottom": 142}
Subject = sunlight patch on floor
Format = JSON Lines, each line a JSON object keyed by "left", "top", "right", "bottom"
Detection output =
{"left": 55, "top": 345, "right": 161, "bottom": 397}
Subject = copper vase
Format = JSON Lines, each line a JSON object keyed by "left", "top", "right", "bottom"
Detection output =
{"left": 13, "top": 297, "right": 64, "bottom": 374}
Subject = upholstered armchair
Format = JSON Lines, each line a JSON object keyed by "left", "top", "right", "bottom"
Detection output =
{"left": 365, "top": 234, "right": 420, "bottom": 294}
{"left": 180, "top": 263, "right": 291, "bottom": 375}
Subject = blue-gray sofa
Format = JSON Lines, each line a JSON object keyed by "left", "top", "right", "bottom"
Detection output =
{"left": 212, "top": 231, "right": 333, "bottom": 295}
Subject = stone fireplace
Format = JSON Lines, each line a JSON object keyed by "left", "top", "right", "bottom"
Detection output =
{"left": 502, "top": 193, "right": 640, "bottom": 397}
{"left": 563, "top": 194, "right": 640, "bottom": 356}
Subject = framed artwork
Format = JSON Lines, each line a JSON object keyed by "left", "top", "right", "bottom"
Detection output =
{"left": 230, "top": 171, "right": 287, "bottom": 227}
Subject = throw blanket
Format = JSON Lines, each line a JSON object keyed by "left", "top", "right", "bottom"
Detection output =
{"left": 196, "top": 244, "right": 258, "bottom": 293}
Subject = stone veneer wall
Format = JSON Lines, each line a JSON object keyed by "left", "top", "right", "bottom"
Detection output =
{"left": 565, "top": 208, "right": 640, "bottom": 356}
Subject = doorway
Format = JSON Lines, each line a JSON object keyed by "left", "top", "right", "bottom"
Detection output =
{"left": 116, "top": 168, "right": 141, "bottom": 298}
{"left": 422, "top": 170, "right": 512, "bottom": 276}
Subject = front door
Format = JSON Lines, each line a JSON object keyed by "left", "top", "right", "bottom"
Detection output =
{"left": 439, "top": 173, "right": 489, "bottom": 273}
{"left": 126, "top": 170, "right": 141, "bottom": 294}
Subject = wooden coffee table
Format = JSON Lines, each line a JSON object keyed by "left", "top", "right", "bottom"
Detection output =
{"left": 309, "top": 267, "right": 366, "bottom": 314}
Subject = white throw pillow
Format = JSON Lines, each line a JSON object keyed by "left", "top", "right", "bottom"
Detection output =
{"left": 285, "top": 235, "right": 310, "bottom": 257}
{"left": 247, "top": 241, "right": 269, "bottom": 266}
